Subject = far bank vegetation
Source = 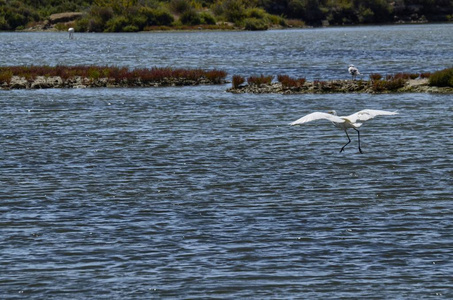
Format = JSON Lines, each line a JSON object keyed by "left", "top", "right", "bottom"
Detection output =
{"left": 1, "top": 0, "right": 452, "bottom": 32}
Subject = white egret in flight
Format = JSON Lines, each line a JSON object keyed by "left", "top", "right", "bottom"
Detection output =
{"left": 290, "top": 109, "right": 398, "bottom": 153}
{"left": 348, "top": 64, "right": 360, "bottom": 80}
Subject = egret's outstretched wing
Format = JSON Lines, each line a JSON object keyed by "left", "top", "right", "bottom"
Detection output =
{"left": 345, "top": 109, "right": 398, "bottom": 124}
{"left": 290, "top": 112, "right": 344, "bottom": 126}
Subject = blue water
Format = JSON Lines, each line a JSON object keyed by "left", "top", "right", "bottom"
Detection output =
{"left": 1, "top": 24, "right": 453, "bottom": 299}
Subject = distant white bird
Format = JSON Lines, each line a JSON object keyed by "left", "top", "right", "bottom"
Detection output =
{"left": 348, "top": 64, "right": 360, "bottom": 80}
{"left": 290, "top": 109, "right": 398, "bottom": 153}
{"left": 68, "top": 27, "right": 74, "bottom": 39}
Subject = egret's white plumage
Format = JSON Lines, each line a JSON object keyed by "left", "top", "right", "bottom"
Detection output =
{"left": 68, "top": 27, "right": 74, "bottom": 39}
{"left": 290, "top": 109, "right": 398, "bottom": 153}
{"left": 348, "top": 64, "right": 360, "bottom": 80}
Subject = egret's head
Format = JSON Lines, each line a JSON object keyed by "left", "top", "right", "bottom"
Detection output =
{"left": 349, "top": 64, "right": 355, "bottom": 68}
{"left": 327, "top": 110, "right": 337, "bottom": 116}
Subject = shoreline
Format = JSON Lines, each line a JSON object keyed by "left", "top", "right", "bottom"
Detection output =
{"left": 16, "top": 21, "right": 451, "bottom": 34}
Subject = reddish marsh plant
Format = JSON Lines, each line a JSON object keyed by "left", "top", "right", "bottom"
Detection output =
{"left": 370, "top": 73, "right": 382, "bottom": 81}
{"left": 232, "top": 75, "right": 245, "bottom": 88}
{"left": 247, "top": 74, "right": 273, "bottom": 85}
{"left": 277, "top": 74, "right": 306, "bottom": 88}
{"left": 0, "top": 65, "right": 227, "bottom": 86}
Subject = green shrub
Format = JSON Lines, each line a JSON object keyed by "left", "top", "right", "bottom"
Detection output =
{"left": 87, "top": 68, "right": 101, "bottom": 79}
{"left": 138, "top": 7, "right": 174, "bottom": 26}
{"left": 200, "top": 12, "right": 216, "bottom": 25}
{"left": 74, "top": 17, "right": 89, "bottom": 32}
{"left": 244, "top": 18, "right": 268, "bottom": 30}
{"left": 246, "top": 7, "right": 266, "bottom": 19}
{"left": 0, "top": 69, "right": 13, "bottom": 84}
{"left": 123, "top": 25, "right": 139, "bottom": 32}
{"left": 86, "top": 17, "right": 105, "bottom": 32}
{"left": 170, "top": 0, "right": 191, "bottom": 14}
{"left": 152, "top": 9, "right": 174, "bottom": 26}
{"left": 0, "top": 16, "right": 8, "bottom": 30}
{"left": 180, "top": 9, "right": 201, "bottom": 25}
{"left": 129, "top": 14, "right": 147, "bottom": 30}
{"left": 429, "top": 67, "right": 453, "bottom": 87}
{"left": 222, "top": 0, "right": 246, "bottom": 23}
{"left": 267, "top": 14, "right": 287, "bottom": 26}
{"left": 90, "top": 6, "right": 114, "bottom": 23}
{"left": 105, "top": 16, "right": 128, "bottom": 32}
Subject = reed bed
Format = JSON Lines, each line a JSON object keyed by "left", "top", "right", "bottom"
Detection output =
{"left": 229, "top": 68, "right": 453, "bottom": 94}
{"left": 0, "top": 65, "right": 227, "bottom": 86}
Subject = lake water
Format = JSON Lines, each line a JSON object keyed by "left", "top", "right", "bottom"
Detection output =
{"left": 1, "top": 24, "right": 453, "bottom": 299}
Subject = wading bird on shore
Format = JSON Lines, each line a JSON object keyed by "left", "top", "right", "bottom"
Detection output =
{"left": 290, "top": 109, "right": 398, "bottom": 153}
{"left": 348, "top": 64, "right": 360, "bottom": 80}
{"left": 68, "top": 28, "right": 74, "bottom": 39}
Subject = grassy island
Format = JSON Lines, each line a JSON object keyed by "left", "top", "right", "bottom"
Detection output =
{"left": 0, "top": 65, "right": 227, "bottom": 89}
{"left": 228, "top": 68, "right": 453, "bottom": 94}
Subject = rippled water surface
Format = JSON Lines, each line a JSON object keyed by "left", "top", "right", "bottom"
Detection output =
{"left": 1, "top": 25, "right": 453, "bottom": 299}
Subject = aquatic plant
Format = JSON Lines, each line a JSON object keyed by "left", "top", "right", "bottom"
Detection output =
{"left": 386, "top": 72, "right": 418, "bottom": 80}
{"left": 204, "top": 69, "right": 228, "bottom": 83}
{"left": 277, "top": 74, "right": 306, "bottom": 88}
{"left": 372, "top": 78, "right": 406, "bottom": 92}
{"left": 232, "top": 75, "right": 245, "bottom": 88}
{"left": 0, "top": 65, "right": 227, "bottom": 87}
{"left": 0, "top": 69, "right": 13, "bottom": 84}
{"left": 420, "top": 72, "right": 431, "bottom": 79}
{"left": 370, "top": 73, "right": 382, "bottom": 81}
{"left": 429, "top": 67, "right": 453, "bottom": 87}
{"left": 247, "top": 74, "right": 273, "bottom": 86}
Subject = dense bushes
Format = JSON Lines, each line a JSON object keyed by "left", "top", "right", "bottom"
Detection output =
{"left": 244, "top": 18, "right": 268, "bottom": 30}
{"left": 429, "top": 67, "right": 453, "bottom": 87}
{"left": 76, "top": 5, "right": 174, "bottom": 32}
{"left": 0, "top": 0, "right": 40, "bottom": 30}
{"left": 1, "top": 0, "right": 452, "bottom": 31}
{"left": 0, "top": 0, "right": 90, "bottom": 30}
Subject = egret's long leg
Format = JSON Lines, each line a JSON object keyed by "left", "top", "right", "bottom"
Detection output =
{"left": 354, "top": 128, "right": 363, "bottom": 154}
{"left": 340, "top": 130, "right": 351, "bottom": 153}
